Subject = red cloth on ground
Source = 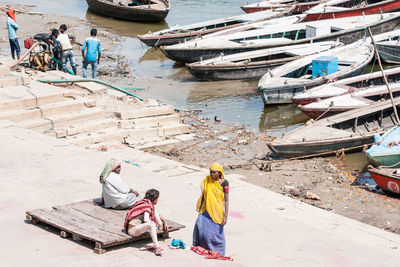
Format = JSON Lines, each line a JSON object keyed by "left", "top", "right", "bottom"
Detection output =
{"left": 6, "top": 9, "right": 16, "bottom": 22}
{"left": 191, "top": 246, "right": 233, "bottom": 261}
{"left": 124, "top": 199, "right": 156, "bottom": 231}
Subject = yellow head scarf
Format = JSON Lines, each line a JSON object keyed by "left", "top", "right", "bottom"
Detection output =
{"left": 196, "top": 163, "right": 225, "bottom": 224}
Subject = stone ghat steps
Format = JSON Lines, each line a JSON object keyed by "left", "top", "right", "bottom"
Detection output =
{"left": 0, "top": 98, "right": 96, "bottom": 122}
{"left": 67, "top": 124, "right": 192, "bottom": 147}
{"left": 14, "top": 108, "right": 107, "bottom": 133}
{"left": 0, "top": 82, "right": 76, "bottom": 112}
{"left": 119, "top": 114, "right": 182, "bottom": 129}
{"left": 0, "top": 74, "right": 30, "bottom": 88}
{"left": 0, "top": 64, "right": 193, "bottom": 149}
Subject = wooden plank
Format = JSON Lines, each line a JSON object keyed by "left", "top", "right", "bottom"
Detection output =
{"left": 52, "top": 206, "right": 130, "bottom": 245}
{"left": 27, "top": 199, "right": 186, "bottom": 250}
{"left": 27, "top": 209, "right": 112, "bottom": 243}
{"left": 66, "top": 200, "right": 125, "bottom": 225}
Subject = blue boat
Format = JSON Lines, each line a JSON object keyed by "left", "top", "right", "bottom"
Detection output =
{"left": 366, "top": 126, "right": 400, "bottom": 168}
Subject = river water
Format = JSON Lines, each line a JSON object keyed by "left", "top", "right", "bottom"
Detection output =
{"left": 7, "top": 0, "right": 310, "bottom": 136}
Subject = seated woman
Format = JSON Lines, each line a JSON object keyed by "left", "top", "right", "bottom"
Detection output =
{"left": 124, "top": 189, "right": 169, "bottom": 256}
{"left": 99, "top": 158, "right": 140, "bottom": 210}
{"left": 193, "top": 163, "right": 229, "bottom": 256}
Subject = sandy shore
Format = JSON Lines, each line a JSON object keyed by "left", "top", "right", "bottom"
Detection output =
{"left": 1, "top": 0, "right": 400, "bottom": 243}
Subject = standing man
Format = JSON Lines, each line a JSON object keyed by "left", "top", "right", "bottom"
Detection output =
{"left": 57, "top": 24, "right": 77, "bottom": 75}
{"left": 81, "top": 28, "right": 101, "bottom": 79}
{"left": 6, "top": 8, "right": 20, "bottom": 60}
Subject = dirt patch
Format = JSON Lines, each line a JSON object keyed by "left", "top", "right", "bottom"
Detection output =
{"left": 147, "top": 111, "right": 400, "bottom": 235}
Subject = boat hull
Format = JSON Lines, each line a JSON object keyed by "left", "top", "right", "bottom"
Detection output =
{"left": 161, "top": 14, "right": 400, "bottom": 63}
{"left": 187, "top": 61, "right": 287, "bottom": 81}
{"left": 376, "top": 43, "right": 400, "bottom": 64}
{"left": 302, "top": 0, "right": 400, "bottom": 22}
{"left": 241, "top": 2, "right": 320, "bottom": 14}
{"left": 297, "top": 106, "right": 347, "bottom": 119}
{"left": 85, "top": 0, "right": 170, "bottom": 22}
{"left": 368, "top": 166, "right": 400, "bottom": 195}
{"left": 138, "top": 34, "right": 199, "bottom": 47}
{"left": 367, "top": 153, "right": 400, "bottom": 168}
{"left": 259, "top": 63, "right": 368, "bottom": 105}
{"left": 267, "top": 135, "right": 374, "bottom": 158}
{"left": 291, "top": 66, "right": 400, "bottom": 105}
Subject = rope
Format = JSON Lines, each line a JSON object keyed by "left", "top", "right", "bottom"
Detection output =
{"left": 314, "top": 105, "right": 333, "bottom": 121}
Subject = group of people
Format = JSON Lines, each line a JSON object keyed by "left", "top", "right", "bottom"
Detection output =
{"left": 5, "top": 7, "right": 101, "bottom": 78}
{"left": 99, "top": 159, "right": 229, "bottom": 257}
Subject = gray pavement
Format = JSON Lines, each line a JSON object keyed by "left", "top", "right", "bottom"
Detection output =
{"left": 1, "top": 125, "right": 400, "bottom": 266}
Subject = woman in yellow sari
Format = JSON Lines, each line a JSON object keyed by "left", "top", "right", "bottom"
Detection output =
{"left": 193, "top": 163, "right": 229, "bottom": 255}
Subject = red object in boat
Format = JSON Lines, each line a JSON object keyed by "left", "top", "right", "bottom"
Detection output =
{"left": 368, "top": 165, "right": 400, "bottom": 195}
{"left": 301, "top": 0, "right": 400, "bottom": 22}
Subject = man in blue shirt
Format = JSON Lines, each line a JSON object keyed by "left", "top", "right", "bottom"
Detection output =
{"left": 6, "top": 9, "right": 20, "bottom": 60}
{"left": 81, "top": 28, "right": 102, "bottom": 79}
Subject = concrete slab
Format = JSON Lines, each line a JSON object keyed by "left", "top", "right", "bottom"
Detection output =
{"left": 14, "top": 108, "right": 106, "bottom": 132}
{"left": 0, "top": 98, "right": 95, "bottom": 122}
{"left": 130, "top": 114, "right": 181, "bottom": 129}
{"left": 0, "top": 81, "right": 75, "bottom": 112}
{"left": 1, "top": 126, "right": 400, "bottom": 266}
{"left": 0, "top": 74, "right": 30, "bottom": 87}
{"left": 115, "top": 105, "right": 175, "bottom": 120}
{"left": 34, "top": 71, "right": 108, "bottom": 94}
{"left": 0, "top": 65, "right": 10, "bottom": 76}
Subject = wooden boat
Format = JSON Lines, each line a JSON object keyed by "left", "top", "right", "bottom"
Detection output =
{"left": 376, "top": 39, "right": 400, "bottom": 63}
{"left": 160, "top": 13, "right": 400, "bottom": 63}
{"left": 368, "top": 166, "right": 400, "bottom": 195}
{"left": 258, "top": 43, "right": 374, "bottom": 105}
{"left": 301, "top": 0, "right": 400, "bottom": 22}
{"left": 267, "top": 97, "right": 400, "bottom": 158}
{"left": 241, "top": 0, "right": 326, "bottom": 14}
{"left": 85, "top": 0, "right": 170, "bottom": 22}
{"left": 366, "top": 126, "right": 400, "bottom": 167}
{"left": 137, "top": 9, "right": 287, "bottom": 47}
{"left": 186, "top": 41, "right": 340, "bottom": 81}
{"left": 292, "top": 65, "right": 400, "bottom": 105}
{"left": 298, "top": 83, "right": 400, "bottom": 118}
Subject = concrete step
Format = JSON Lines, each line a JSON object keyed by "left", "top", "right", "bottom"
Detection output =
{"left": 14, "top": 108, "right": 106, "bottom": 132}
{"left": 69, "top": 124, "right": 191, "bottom": 147}
{"left": 115, "top": 105, "right": 175, "bottom": 120}
{"left": 119, "top": 114, "right": 181, "bottom": 129}
{"left": 67, "top": 127, "right": 129, "bottom": 145}
{"left": 133, "top": 134, "right": 196, "bottom": 149}
{"left": 60, "top": 119, "right": 119, "bottom": 137}
{"left": 34, "top": 71, "right": 107, "bottom": 94}
{"left": 0, "top": 98, "right": 96, "bottom": 122}
{"left": 0, "top": 75, "right": 30, "bottom": 87}
{"left": 0, "top": 83, "right": 76, "bottom": 112}
{"left": 0, "top": 66, "right": 10, "bottom": 76}
{"left": 125, "top": 124, "right": 191, "bottom": 144}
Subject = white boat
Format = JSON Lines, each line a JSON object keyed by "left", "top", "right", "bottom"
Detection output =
{"left": 258, "top": 42, "right": 374, "bottom": 105}
{"left": 291, "top": 29, "right": 400, "bottom": 105}
{"left": 298, "top": 83, "right": 400, "bottom": 119}
{"left": 160, "top": 13, "right": 400, "bottom": 63}
{"left": 137, "top": 9, "right": 287, "bottom": 46}
{"left": 186, "top": 41, "right": 340, "bottom": 80}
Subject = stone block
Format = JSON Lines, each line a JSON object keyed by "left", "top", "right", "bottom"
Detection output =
{"left": 115, "top": 105, "right": 175, "bottom": 120}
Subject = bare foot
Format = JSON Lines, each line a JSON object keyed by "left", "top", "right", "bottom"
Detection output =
{"left": 154, "top": 246, "right": 162, "bottom": 256}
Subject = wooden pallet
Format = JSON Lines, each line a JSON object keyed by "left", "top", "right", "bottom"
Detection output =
{"left": 26, "top": 199, "right": 185, "bottom": 254}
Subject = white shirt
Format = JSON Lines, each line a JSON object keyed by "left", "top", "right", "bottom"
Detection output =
{"left": 102, "top": 172, "right": 130, "bottom": 208}
{"left": 57, "top": 33, "right": 72, "bottom": 50}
